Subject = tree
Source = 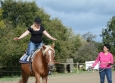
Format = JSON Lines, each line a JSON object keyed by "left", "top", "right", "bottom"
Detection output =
{"left": 74, "top": 32, "right": 98, "bottom": 62}
{"left": 101, "top": 16, "right": 115, "bottom": 54}
{"left": 83, "top": 32, "right": 96, "bottom": 42}
{"left": 75, "top": 42, "right": 98, "bottom": 63}
{"left": 0, "top": 8, "right": 5, "bottom": 28}
{"left": 1, "top": 0, "right": 39, "bottom": 28}
{"left": 42, "top": 18, "right": 82, "bottom": 62}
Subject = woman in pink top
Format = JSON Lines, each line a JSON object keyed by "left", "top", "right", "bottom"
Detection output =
{"left": 91, "top": 44, "right": 114, "bottom": 83}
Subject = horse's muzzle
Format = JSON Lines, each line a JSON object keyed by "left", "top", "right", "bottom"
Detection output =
{"left": 48, "top": 64, "right": 54, "bottom": 70}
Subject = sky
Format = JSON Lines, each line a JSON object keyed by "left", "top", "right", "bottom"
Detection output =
{"left": 34, "top": 0, "right": 115, "bottom": 42}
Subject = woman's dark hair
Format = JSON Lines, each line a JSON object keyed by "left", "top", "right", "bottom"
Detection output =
{"left": 34, "top": 16, "right": 41, "bottom": 24}
{"left": 103, "top": 44, "right": 111, "bottom": 50}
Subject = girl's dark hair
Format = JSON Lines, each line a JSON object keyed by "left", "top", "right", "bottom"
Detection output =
{"left": 103, "top": 44, "right": 111, "bottom": 50}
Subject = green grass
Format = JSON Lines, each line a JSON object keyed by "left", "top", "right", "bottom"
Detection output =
{"left": 0, "top": 76, "right": 20, "bottom": 81}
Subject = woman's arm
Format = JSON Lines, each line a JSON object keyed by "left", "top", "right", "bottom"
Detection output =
{"left": 91, "top": 53, "right": 100, "bottom": 68}
{"left": 43, "top": 30, "right": 57, "bottom": 40}
{"left": 14, "top": 30, "right": 30, "bottom": 40}
{"left": 108, "top": 54, "right": 114, "bottom": 65}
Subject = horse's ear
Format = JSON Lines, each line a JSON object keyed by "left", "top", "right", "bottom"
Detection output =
{"left": 52, "top": 43, "right": 55, "bottom": 48}
{"left": 42, "top": 45, "right": 46, "bottom": 50}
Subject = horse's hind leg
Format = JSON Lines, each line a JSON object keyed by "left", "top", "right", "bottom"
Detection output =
{"left": 18, "top": 71, "right": 29, "bottom": 83}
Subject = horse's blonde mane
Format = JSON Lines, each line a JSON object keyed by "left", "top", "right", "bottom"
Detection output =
{"left": 32, "top": 45, "right": 55, "bottom": 57}
{"left": 42, "top": 45, "right": 55, "bottom": 56}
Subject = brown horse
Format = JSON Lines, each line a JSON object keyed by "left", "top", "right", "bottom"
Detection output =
{"left": 18, "top": 43, "right": 55, "bottom": 83}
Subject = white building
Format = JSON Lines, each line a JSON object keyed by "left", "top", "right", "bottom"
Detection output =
{"left": 85, "top": 61, "right": 99, "bottom": 71}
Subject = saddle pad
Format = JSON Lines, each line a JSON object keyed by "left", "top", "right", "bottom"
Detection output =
{"left": 20, "top": 48, "right": 41, "bottom": 62}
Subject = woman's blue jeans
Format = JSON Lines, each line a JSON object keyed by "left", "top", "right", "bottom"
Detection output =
{"left": 27, "top": 41, "right": 43, "bottom": 55}
{"left": 99, "top": 68, "right": 112, "bottom": 83}
{"left": 21, "top": 41, "right": 43, "bottom": 61}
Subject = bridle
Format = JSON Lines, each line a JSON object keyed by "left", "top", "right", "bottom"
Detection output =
{"left": 41, "top": 45, "right": 55, "bottom": 64}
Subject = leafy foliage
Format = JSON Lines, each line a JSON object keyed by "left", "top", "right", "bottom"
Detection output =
{"left": 74, "top": 32, "right": 99, "bottom": 63}
{"left": 101, "top": 16, "right": 115, "bottom": 54}
{"left": 1, "top": 0, "right": 38, "bottom": 28}
{"left": 83, "top": 32, "right": 96, "bottom": 42}
{"left": 0, "top": 8, "right": 5, "bottom": 28}
{"left": 75, "top": 42, "right": 98, "bottom": 63}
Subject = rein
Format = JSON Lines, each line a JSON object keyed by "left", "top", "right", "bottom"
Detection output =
{"left": 99, "top": 62, "right": 115, "bottom": 72}
{"left": 99, "top": 68, "right": 105, "bottom": 72}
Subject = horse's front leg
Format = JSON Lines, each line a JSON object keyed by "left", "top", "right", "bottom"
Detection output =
{"left": 42, "top": 76, "right": 47, "bottom": 83}
{"left": 35, "top": 73, "right": 41, "bottom": 83}
{"left": 18, "top": 78, "right": 23, "bottom": 83}
{"left": 22, "top": 72, "right": 29, "bottom": 83}
{"left": 20, "top": 71, "right": 29, "bottom": 83}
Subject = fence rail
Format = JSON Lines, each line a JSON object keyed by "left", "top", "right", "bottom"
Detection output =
{"left": 0, "top": 62, "right": 115, "bottom": 77}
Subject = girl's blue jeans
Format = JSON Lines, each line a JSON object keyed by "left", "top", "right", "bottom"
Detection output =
{"left": 99, "top": 68, "right": 112, "bottom": 83}
{"left": 21, "top": 41, "right": 43, "bottom": 61}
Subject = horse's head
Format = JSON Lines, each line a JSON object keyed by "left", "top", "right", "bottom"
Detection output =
{"left": 42, "top": 43, "right": 55, "bottom": 70}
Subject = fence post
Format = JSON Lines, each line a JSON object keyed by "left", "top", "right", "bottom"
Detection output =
{"left": 64, "top": 63, "right": 67, "bottom": 73}
{"left": 77, "top": 62, "right": 79, "bottom": 74}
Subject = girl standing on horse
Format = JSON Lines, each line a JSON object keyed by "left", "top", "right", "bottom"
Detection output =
{"left": 14, "top": 16, "right": 57, "bottom": 63}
